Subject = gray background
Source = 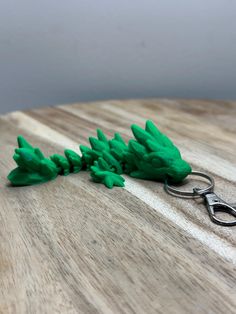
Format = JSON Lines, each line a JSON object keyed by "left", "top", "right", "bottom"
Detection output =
{"left": 1, "top": 0, "right": 236, "bottom": 114}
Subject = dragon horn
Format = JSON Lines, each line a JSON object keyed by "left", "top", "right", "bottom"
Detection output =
{"left": 145, "top": 121, "right": 162, "bottom": 141}
{"left": 131, "top": 124, "right": 153, "bottom": 146}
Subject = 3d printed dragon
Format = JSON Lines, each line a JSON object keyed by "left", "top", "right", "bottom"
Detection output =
{"left": 8, "top": 120, "right": 191, "bottom": 188}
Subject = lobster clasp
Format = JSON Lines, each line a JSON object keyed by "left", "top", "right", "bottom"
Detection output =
{"left": 195, "top": 190, "right": 236, "bottom": 227}
{"left": 165, "top": 171, "right": 236, "bottom": 227}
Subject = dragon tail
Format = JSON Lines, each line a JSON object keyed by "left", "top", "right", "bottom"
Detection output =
{"left": 7, "top": 136, "right": 83, "bottom": 186}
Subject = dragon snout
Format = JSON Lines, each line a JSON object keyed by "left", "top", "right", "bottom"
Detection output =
{"left": 167, "top": 159, "right": 192, "bottom": 183}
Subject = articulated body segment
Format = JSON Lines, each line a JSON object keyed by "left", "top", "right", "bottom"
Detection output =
{"left": 7, "top": 120, "right": 191, "bottom": 188}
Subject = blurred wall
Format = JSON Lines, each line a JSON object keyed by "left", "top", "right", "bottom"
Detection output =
{"left": 0, "top": 0, "right": 236, "bottom": 113}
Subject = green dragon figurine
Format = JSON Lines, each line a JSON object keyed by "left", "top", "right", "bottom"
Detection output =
{"left": 7, "top": 120, "right": 191, "bottom": 188}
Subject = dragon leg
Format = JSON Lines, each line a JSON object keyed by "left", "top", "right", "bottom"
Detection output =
{"left": 90, "top": 156, "right": 125, "bottom": 188}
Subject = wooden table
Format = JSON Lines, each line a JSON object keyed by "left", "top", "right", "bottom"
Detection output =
{"left": 0, "top": 99, "right": 236, "bottom": 314}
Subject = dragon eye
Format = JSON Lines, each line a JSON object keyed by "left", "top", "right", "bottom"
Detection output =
{"left": 22, "top": 152, "right": 32, "bottom": 161}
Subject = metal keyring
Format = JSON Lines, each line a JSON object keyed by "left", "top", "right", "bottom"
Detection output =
{"left": 164, "top": 171, "right": 215, "bottom": 199}
{"left": 165, "top": 171, "right": 236, "bottom": 226}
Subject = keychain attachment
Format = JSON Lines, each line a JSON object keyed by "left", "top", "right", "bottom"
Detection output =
{"left": 165, "top": 171, "right": 236, "bottom": 227}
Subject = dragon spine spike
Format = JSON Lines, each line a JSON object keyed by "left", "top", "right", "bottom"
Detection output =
{"left": 17, "top": 135, "right": 34, "bottom": 149}
{"left": 97, "top": 129, "right": 108, "bottom": 143}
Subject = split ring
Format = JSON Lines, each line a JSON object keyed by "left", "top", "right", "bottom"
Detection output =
{"left": 164, "top": 171, "right": 215, "bottom": 199}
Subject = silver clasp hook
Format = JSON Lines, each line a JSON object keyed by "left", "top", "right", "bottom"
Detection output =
{"left": 165, "top": 171, "right": 236, "bottom": 227}
{"left": 193, "top": 189, "right": 236, "bottom": 226}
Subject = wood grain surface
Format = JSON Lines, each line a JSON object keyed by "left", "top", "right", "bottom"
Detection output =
{"left": 0, "top": 99, "right": 236, "bottom": 314}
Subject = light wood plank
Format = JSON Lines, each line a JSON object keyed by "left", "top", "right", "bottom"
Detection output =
{"left": 0, "top": 99, "right": 236, "bottom": 314}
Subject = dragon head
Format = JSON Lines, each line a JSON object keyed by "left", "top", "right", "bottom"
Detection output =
{"left": 128, "top": 120, "right": 192, "bottom": 183}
